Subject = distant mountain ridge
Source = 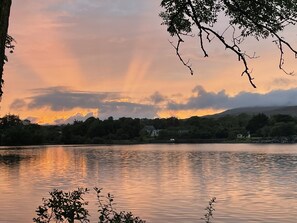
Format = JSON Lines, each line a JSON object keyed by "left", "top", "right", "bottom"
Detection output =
{"left": 208, "top": 106, "right": 297, "bottom": 118}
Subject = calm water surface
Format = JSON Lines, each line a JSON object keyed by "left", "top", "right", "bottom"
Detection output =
{"left": 1, "top": 144, "right": 297, "bottom": 223}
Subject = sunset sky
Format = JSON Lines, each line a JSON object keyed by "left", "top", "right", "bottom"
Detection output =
{"left": 2, "top": 0, "right": 297, "bottom": 124}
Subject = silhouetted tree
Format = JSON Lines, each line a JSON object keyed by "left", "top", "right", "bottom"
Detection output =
{"left": 246, "top": 113, "right": 269, "bottom": 134}
{"left": 160, "top": 0, "right": 297, "bottom": 87}
{"left": 271, "top": 114, "right": 295, "bottom": 123}
{"left": 0, "top": 0, "right": 13, "bottom": 97}
{"left": 0, "top": 114, "right": 22, "bottom": 128}
{"left": 270, "top": 122, "right": 296, "bottom": 137}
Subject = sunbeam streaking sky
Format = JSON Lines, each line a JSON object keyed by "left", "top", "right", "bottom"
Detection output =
{"left": 2, "top": 0, "right": 297, "bottom": 124}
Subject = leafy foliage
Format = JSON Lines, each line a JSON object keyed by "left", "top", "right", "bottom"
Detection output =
{"left": 160, "top": 0, "right": 297, "bottom": 87}
{"left": 246, "top": 113, "right": 269, "bottom": 134}
{"left": 5, "top": 34, "right": 15, "bottom": 54}
{"left": 0, "top": 0, "right": 13, "bottom": 97}
{"left": 34, "top": 188, "right": 218, "bottom": 223}
{"left": 33, "top": 188, "right": 145, "bottom": 223}
{"left": 95, "top": 188, "right": 145, "bottom": 223}
{"left": 2, "top": 112, "right": 297, "bottom": 145}
{"left": 33, "top": 188, "right": 90, "bottom": 223}
{"left": 0, "top": 114, "right": 43, "bottom": 145}
{"left": 201, "top": 197, "right": 216, "bottom": 223}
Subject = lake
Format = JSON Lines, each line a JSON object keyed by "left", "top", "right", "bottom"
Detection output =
{"left": 0, "top": 144, "right": 297, "bottom": 223}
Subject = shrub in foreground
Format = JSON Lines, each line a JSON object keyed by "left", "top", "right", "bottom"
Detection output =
{"left": 33, "top": 188, "right": 215, "bottom": 223}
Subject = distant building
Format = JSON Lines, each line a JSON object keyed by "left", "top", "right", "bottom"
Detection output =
{"left": 151, "top": 129, "right": 161, "bottom": 137}
{"left": 143, "top": 125, "right": 155, "bottom": 134}
{"left": 237, "top": 132, "right": 250, "bottom": 139}
{"left": 142, "top": 125, "right": 161, "bottom": 138}
{"left": 237, "top": 134, "right": 244, "bottom": 139}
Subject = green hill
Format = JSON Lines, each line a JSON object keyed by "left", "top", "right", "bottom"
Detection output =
{"left": 209, "top": 106, "right": 297, "bottom": 118}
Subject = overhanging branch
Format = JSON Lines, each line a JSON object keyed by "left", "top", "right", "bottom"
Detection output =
{"left": 186, "top": 0, "right": 257, "bottom": 88}
{"left": 169, "top": 33, "right": 194, "bottom": 75}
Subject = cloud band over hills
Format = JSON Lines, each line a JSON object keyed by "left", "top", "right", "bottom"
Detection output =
{"left": 9, "top": 86, "right": 297, "bottom": 124}
{"left": 167, "top": 86, "right": 297, "bottom": 110}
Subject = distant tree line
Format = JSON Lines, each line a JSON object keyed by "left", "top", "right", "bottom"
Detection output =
{"left": 1, "top": 113, "right": 297, "bottom": 146}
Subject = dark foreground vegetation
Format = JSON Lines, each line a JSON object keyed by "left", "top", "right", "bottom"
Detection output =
{"left": 33, "top": 187, "right": 216, "bottom": 223}
{"left": 1, "top": 113, "right": 297, "bottom": 146}
{"left": 33, "top": 188, "right": 146, "bottom": 223}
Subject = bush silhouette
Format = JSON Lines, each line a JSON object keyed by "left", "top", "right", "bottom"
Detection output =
{"left": 34, "top": 188, "right": 216, "bottom": 223}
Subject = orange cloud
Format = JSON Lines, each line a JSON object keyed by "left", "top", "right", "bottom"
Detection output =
{"left": 158, "top": 108, "right": 223, "bottom": 119}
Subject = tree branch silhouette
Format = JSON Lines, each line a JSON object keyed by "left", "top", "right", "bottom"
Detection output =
{"left": 160, "top": 0, "right": 297, "bottom": 88}
{"left": 0, "top": 0, "right": 13, "bottom": 98}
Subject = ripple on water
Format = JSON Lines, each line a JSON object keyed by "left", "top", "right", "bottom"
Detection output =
{"left": 0, "top": 144, "right": 297, "bottom": 223}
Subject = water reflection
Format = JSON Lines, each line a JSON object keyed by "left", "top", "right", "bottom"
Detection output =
{"left": 0, "top": 144, "right": 297, "bottom": 223}
{"left": 0, "top": 154, "right": 30, "bottom": 166}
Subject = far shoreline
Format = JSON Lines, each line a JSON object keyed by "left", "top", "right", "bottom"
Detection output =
{"left": 0, "top": 137, "right": 296, "bottom": 149}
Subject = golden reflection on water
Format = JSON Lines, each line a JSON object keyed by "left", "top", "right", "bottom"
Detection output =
{"left": 0, "top": 144, "right": 297, "bottom": 222}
